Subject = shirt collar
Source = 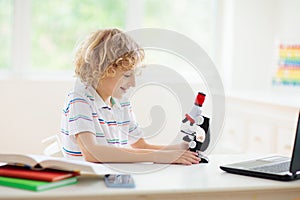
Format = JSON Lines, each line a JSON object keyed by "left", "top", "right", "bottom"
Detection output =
{"left": 75, "top": 78, "right": 123, "bottom": 110}
{"left": 111, "top": 97, "right": 122, "bottom": 109}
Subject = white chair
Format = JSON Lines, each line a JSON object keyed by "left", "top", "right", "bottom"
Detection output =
{"left": 42, "top": 134, "right": 63, "bottom": 157}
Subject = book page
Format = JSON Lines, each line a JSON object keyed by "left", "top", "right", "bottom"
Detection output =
{"left": 0, "top": 154, "right": 121, "bottom": 175}
{"left": 0, "top": 154, "right": 38, "bottom": 167}
{"left": 39, "top": 157, "right": 116, "bottom": 175}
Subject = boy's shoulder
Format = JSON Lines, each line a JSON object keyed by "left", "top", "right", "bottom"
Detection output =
{"left": 67, "top": 90, "right": 94, "bottom": 103}
{"left": 67, "top": 79, "right": 96, "bottom": 101}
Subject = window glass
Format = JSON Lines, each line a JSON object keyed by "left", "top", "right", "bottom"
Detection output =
{"left": 143, "top": 0, "right": 213, "bottom": 53}
{"left": 31, "top": 0, "right": 126, "bottom": 70}
{"left": 0, "top": 0, "right": 12, "bottom": 69}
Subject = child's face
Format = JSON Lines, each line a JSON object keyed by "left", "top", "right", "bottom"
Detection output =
{"left": 98, "top": 67, "right": 137, "bottom": 100}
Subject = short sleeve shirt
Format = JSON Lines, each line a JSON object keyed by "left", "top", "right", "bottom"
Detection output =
{"left": 60, "top": 78, "right": 143, "bottom": 160}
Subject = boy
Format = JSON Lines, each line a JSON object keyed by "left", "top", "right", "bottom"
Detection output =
{"left": 60, "top": 29, "right": 200, "bottom": 165}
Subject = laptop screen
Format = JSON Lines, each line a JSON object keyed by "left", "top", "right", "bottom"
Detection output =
{"left": 290, "top": 112, "right": 300, "bottom": 174}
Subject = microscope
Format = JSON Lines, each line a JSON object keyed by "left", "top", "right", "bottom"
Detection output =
{"left": 180, "top": 92, "right": 210, "bottom": 163}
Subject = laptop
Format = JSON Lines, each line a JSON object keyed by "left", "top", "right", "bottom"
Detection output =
{"left": 220, "top": 111, "right": 300, "bottom": 181}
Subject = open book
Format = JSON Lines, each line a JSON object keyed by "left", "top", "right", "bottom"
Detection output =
{"left": 0, "top": 154, "right": 115, "bottom": 175}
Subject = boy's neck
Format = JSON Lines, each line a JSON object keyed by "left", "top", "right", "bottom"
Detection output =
{"left": 96, "top": 90, "right": 112, "bottom": 107}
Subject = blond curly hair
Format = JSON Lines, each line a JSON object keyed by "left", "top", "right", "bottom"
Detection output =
{"left": 74, "top": 29, "right": 144, "bottom": 88}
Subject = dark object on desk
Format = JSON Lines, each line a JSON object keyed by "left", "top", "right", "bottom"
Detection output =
{"left": 199, "top": 154, "right": 209, "bottom": 163}
{"left": 220, "top": 111, "right": 300, "bottom": 181}
{"left": 104, "top": 174, "right": 135, "bottom": 188}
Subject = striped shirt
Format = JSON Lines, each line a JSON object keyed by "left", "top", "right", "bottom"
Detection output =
{"left": 60, "top": 78, "right": 143, "bottom": 160}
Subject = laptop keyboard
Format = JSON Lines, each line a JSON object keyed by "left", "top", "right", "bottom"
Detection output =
{"left": 250, "top": 161, "right": 290, "bottom": 173}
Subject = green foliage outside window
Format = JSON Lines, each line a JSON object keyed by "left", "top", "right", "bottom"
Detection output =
{"left": 0, "top": 0, "right": 213, "bottom": 72}
{"left": 31, "top": 0, "right": 126, "bottom": 70}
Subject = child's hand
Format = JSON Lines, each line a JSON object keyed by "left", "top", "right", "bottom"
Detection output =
{"left": 154, "top": 150, "right": 200, "bottom": 165}
{"left": 171, "top": 150, "right": 200, "bottom": 165}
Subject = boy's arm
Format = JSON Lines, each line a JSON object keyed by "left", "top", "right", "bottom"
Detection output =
{"left": 131, "top": 138, "right": 189, "bottom": 150}
{"left": 76, "top": 132, "right": 199, "bottom": 165}
{"left": 76, "top": 132, "right": 154, "bottom": 163}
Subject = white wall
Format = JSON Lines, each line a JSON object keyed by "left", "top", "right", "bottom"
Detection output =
{"left": 0, "top": 79, "right": 73, "bottom": 154}
{"left": 275, "top": 0, "right": 300, "bottom": 40}
{"left": 230, "top": 0, "right": 276, "bottom": 91}
{"left": 225, "top": 0, "right": 300, "bottom": 92}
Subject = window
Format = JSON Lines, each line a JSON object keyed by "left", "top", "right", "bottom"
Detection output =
{"left": 143, "top": 0, "right": 214, "bottom": 54}
{"left": 0, "top": 0, "right": 217, "bottom": 77}
{"left": 31, "top": 0, "right": 126, "bottom": 70}
{"left": 0, "top": 0, "right": 13, "bottom": 70}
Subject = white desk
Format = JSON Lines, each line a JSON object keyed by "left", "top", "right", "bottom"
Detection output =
{"left": 1, "top": 155, "right": 300, "bottom": 200}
